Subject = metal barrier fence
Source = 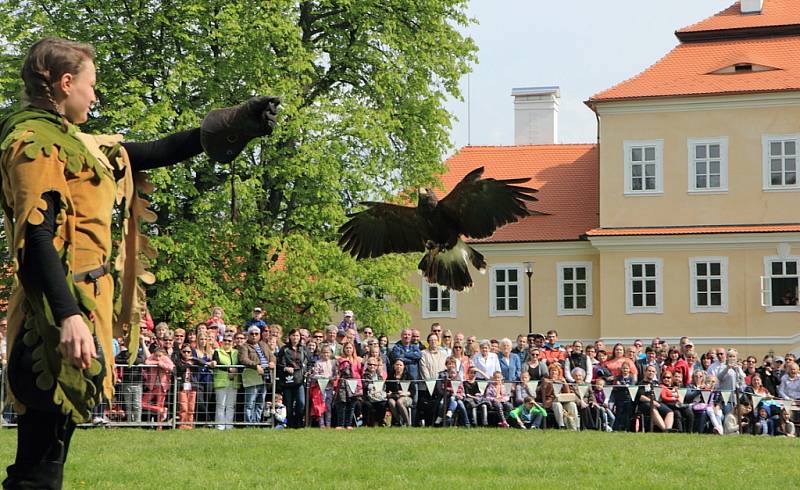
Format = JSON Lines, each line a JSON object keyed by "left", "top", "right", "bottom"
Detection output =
{"left": 0, "top": 364, "right": 278, "bottom": 429}
{"left": 2, "top": 367, "right": 798, "bottom": 431}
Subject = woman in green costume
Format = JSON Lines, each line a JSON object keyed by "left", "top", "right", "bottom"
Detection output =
{"left": 0, "top": 38, "right": 278, "bottom": 489}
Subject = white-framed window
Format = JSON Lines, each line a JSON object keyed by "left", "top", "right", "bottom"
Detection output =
{"left": 421, "top": 279, "right": 456, "bottom": 318}
{"left": 761, "top": 256, "right": 800, "bottom": 312}
{"left": 688, "top": 137, "right": 728, "bottom": 192}
{"left": 489, "top": 264, "right": 524, "bottom": 317}
{"left": 762, "top": 134, "right": 800, "bottom": 190}
{"left": 689, "top": 257, "right": 728, "bottom": 313}
{"left": 625, "top": 258, "right": 663, "bottom": 314}
{"left": 624, "top": 140, "right": 663, "bottom": 195}
{"left": 557, "top": 262, "right": 592, "bottom": 316}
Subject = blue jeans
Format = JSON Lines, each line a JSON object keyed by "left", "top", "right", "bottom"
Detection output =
{"left": 244, "top": 384, "right": 267, "bottom": 424}
{"left": 444, "top": 397, "right": 470, "bottom": 426}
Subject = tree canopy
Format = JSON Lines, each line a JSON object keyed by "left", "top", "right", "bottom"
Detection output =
{"left": 0, "top": 0, "right": 476, "bottom": 333}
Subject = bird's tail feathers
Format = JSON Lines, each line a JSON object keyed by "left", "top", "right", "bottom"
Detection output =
{"left": 418, "top": 240, "right": 480, "bottom": 292}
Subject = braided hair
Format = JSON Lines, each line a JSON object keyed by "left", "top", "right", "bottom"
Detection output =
{"left": 20, "top": 37, "right": 95, "bottom": 131}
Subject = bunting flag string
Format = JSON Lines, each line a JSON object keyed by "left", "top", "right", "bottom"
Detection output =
{"left": 307, "top": 378, "right": 760, "bottom": 407}
{"left": 781, "top": 399, "right": 794, "bottom": 413}
{"left": 425, "top": 380, "right": 437, "bottom": 396}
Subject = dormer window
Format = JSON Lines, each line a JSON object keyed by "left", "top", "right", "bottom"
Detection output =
{"left": 710, "top": 63, "right": 777, "bottom": 75}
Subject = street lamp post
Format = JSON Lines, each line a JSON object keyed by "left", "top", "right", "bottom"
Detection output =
{"left": 523, "top": 262, "right": 533, "bottom": 334}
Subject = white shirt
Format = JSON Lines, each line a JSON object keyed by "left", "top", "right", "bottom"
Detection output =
{"left": 471, "top": 352, "right": 501, "bottom": 380}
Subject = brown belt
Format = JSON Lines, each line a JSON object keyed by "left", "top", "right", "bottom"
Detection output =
{"left": 73, "top": 262, "right": 111, "bottom": 294}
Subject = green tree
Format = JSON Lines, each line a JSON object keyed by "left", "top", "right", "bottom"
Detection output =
{"left": 0, "top": 0, "right": 476, "bottom": 334}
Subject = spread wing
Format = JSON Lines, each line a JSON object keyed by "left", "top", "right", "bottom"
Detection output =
{"left": 338, "top": 202, "right": 428, "bottom": 259}
{"left": 438, "top": 166, "right": 538, "bottom": 239}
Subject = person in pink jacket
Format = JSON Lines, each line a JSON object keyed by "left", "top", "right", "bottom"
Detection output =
{"left": 334, "top": 342, "right": 363, "bottom": 429}
{"left": 141, "top": 348, "right": 175, "bottom": 421}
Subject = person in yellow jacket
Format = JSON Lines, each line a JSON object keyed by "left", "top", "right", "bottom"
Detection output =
{"left": 0, "top": 37, "right": 279, "bottom": 489}
{"left": 212, "top": 334, "right": 241, "bottom": 430}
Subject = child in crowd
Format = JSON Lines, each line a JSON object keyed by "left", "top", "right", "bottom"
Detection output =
{"left": 311, "top": 345, "right": 338, "bottom": 428}
{"left": 267, "top": 394, "right": 287, "bottom": 429}
{"left": 514, "top": 371, "right": 536, "bottom": 405}
{"left": 509, "top": 396, "right": 546, "bottom": 429}
{"left": 463, "top": 367, "right": 488, "bottom": 426}
{"left": 440, "top": 357, "right": 469, "bottom": 427}
{"left": 484, "top": 371, "right": 512, "bottom": 428}
{"left": 776, "top": 408, "right": 796, "bottom": 437}
{"left": 723, "top": 400, "right": 752, "bottom": 435}
{"left": 755, "top": 406, "right": 771, "bottom": 436}
{"left": 592, "top": 377, "right": 615, "bottom": 431}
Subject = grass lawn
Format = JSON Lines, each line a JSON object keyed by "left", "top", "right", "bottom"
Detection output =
{"left": 0, "top": 428, "right": 796, "bottom": 489}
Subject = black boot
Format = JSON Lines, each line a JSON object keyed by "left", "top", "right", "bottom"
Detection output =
{"left": 4, "top": 461, "right": 64, "bottom": 490}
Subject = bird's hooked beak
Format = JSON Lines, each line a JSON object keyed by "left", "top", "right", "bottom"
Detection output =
{"left": 418, "top": 187, "right": 428, "bottom": 196}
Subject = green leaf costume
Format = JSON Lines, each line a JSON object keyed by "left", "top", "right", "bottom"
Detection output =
{"left": 0, "top": 108, "right": 153, "bottom": 423}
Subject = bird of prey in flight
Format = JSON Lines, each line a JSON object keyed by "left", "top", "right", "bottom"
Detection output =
{"left": 338, "top": 167, "right": 538, "bottom": 291}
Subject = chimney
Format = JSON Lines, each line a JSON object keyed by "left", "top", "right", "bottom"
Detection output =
{"left": 512, "top": 86, "right": 559, "bottom": 145}
{"left": 740, "top": 0, "right": 763, "bottom": 14}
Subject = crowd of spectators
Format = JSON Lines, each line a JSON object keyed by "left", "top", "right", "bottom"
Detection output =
{"left": 2, "top": 309, "right": 799, "bottom": 436}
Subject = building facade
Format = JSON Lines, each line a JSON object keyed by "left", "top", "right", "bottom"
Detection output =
{"left": 406, "top": 0, "right": 800, "bottom": 357}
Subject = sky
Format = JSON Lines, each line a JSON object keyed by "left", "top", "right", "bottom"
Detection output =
{"left": 445, "top": 0, "right": 736, "bottom": 150}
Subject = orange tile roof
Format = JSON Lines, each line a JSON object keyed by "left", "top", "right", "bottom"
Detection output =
{"left": 440, "top": 144, "right": 598, "bottom": 243}
{"left": 677, "top": 0, "right": 800, "bottom": 35}
{"left": 586, "top": 224, "right": 800, "bottom": 237}
{"left": 588, "top": 34, "right": 800, "bottom": 103}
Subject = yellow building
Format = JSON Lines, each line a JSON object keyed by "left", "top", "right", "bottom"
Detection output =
{"left": 407, "top": 0, "right": 800, "bottom": 357}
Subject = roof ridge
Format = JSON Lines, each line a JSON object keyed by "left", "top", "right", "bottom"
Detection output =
{"left": 676, "top": 1, "right": 739, "bottom": 34}
{"left": 588, "top": 44, "right": 681, "bottom": 103}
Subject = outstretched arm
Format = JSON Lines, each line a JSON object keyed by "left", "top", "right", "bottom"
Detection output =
{"left": 122, "top": 127, "right": 203, "bottom": 171}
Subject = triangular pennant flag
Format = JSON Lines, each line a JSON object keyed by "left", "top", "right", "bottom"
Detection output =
{"left": 697, "top": 390, "right": 706, "bottom": 403}
{"left": 552, "top": 382, "right": 563, "bottom": 394}
{"left": 451, "top": 380, "right": 462, "bottom": 394}
{"left": 576, "top": 384, "right": 589, "bottom": 399}
{"left": 653, "top": 387, "right": 662, "bottom": 401}
{"left": 782, "top": 399, "right": 794, "bottom": 413}
{"left": 627, "top": 386, "right": 639, "bottom": 401}
{"left": 504, "top": 382, "right": 514, "bottom": 395}
{"left": 317, "top": 377, "right": 329, "bottom": 391}
{"left": 373, "top": 380, "right": 385, "bottom": 393}
{"left": 477, "top": 380, "right": 488, "bottom": 394}
{"left": 678, "top": 388, "right": 688, "bottom": 403}
{"left": 720, "top": 390, "right": 732, "bottom": 404}
{"left": 400, "top": 381, "right": 411, "bottom": 394}
{"left": 425, "top": 380, "right": 437, "bottom": 396}
{"left": 527, "top": 381, "right": 539, "bottom": 394}
{"left": 346, "top": 379, "right": 358, "bottom": 394}
{"left": 751, "top": 395, "right": 762, "bottom": 408}
{"left": 603, "top": 386, "right": 613, "bottom": 400}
